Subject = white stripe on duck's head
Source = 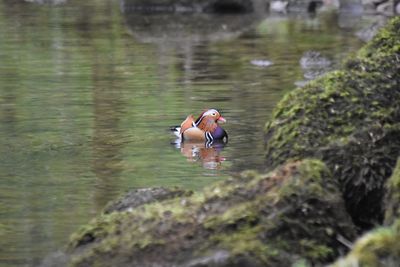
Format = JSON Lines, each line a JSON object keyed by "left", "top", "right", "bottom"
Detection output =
{"left": 195, "top": 109, "right": 226, "bottom": 125}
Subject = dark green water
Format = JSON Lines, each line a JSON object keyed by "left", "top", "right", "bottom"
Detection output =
{"left": 0, "top": 0, "right": 363, "bottom": 266}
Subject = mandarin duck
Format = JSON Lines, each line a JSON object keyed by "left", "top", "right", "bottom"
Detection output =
{"left": 171, "top": 109, "right": 228, "bottom": 144}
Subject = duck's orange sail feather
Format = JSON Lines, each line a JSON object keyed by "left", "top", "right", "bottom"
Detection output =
{"left": 180, "top": 115, "right": 194, "bottom": 135}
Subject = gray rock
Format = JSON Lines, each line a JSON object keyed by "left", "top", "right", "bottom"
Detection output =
{"left": 295, "top": 51, "right": 333, "bottom": 87}
{"left": 269, "top": 0, "right": 288, "bottom": 12}
{"left": 376, "top": 0, "right": 394, "bottom": 15}
{"left": 355, "top": 17, "right": 387, "bottom": 42}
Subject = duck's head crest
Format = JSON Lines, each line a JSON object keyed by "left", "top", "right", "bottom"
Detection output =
{"left": 196, "top": 109, "right": 226, "bottom": 124}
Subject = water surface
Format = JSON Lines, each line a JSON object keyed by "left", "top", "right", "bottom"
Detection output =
{"left": 0, "top": 1, "right": 363, "bottom": 266}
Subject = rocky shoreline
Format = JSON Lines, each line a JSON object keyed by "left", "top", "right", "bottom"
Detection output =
{"left": 24, "top": 0, "right": 400, "bottom": 16}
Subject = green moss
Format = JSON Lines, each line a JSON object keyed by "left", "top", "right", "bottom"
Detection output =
{"left": 299, "top": 239, "right": 333, "bottom": 260}
{"left": 292, "top": 259, "right": 312, "bottom": 267}
{"left": 384, "top": 158, "right": 400, "bottom": 225}
{"left": 68, "top": 192, "right": 206, "bottom": 261}
{"left": 209, "top": 225, "right": 272, "bottom": 263}
{"left": 68, "top": 211, "right": 127, "bottom": 249}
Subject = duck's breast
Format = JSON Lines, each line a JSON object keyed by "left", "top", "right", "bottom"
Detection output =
{"left": 211, "top": 127, "right": 228, "bottom": 140}
{"left": 183, "top": 127, "right": 206, "bottom": 141}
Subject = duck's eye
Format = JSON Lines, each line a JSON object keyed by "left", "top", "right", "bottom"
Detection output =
{"left": 212, "top": 113, "right": 216, "bottom": 116}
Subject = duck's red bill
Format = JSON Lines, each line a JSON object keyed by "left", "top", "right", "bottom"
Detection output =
{"left": 217, "top": 116, "right": 226, "bottom": 123}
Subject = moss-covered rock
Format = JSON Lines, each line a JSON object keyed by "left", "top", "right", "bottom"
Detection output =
{"left": 61, "top": 160, "right": 355, "bottom": 267}
{"left": 384, "top": 158, "right": 400, "bottom": 226}
{"left": 328, "top": 220, "right": 400, "bottom": 267}
{"left": 328, "top": 159, "right": 400, "bottom": 267}
{"left": 264, "top": 16, "right": 400, "bottom": 229}
{"left": 329, "top": 159, "right": 400, "bottom": 267}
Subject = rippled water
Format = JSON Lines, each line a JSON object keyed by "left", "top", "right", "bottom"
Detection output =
{"left": 0, "top": 1, "right": 364, "bottom": 266}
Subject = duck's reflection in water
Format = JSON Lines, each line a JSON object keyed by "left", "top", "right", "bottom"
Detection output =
{"left": 173, "top": 140, "right": 227, "bottom": 170}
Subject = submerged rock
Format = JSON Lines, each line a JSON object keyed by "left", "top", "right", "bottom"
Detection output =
{"left": 300, "top": 51, "right": 333, "bottom": 80}
{"left": 122, "top": 11, "right": 265, "bottom": 45}
{"left": 57, "top": 160, "right": 356, "bottom": 267}
{"left": 265, "top": 16, "right": 400, "bottom": 229}
{"left": 250, "top": 59, "right": 274, "bottom": 67}
{"left": 40, "top": 251, "right": 69, "bottom": 267}
{"left": 296, "top": 51, "right": 333, "bottom": 87}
